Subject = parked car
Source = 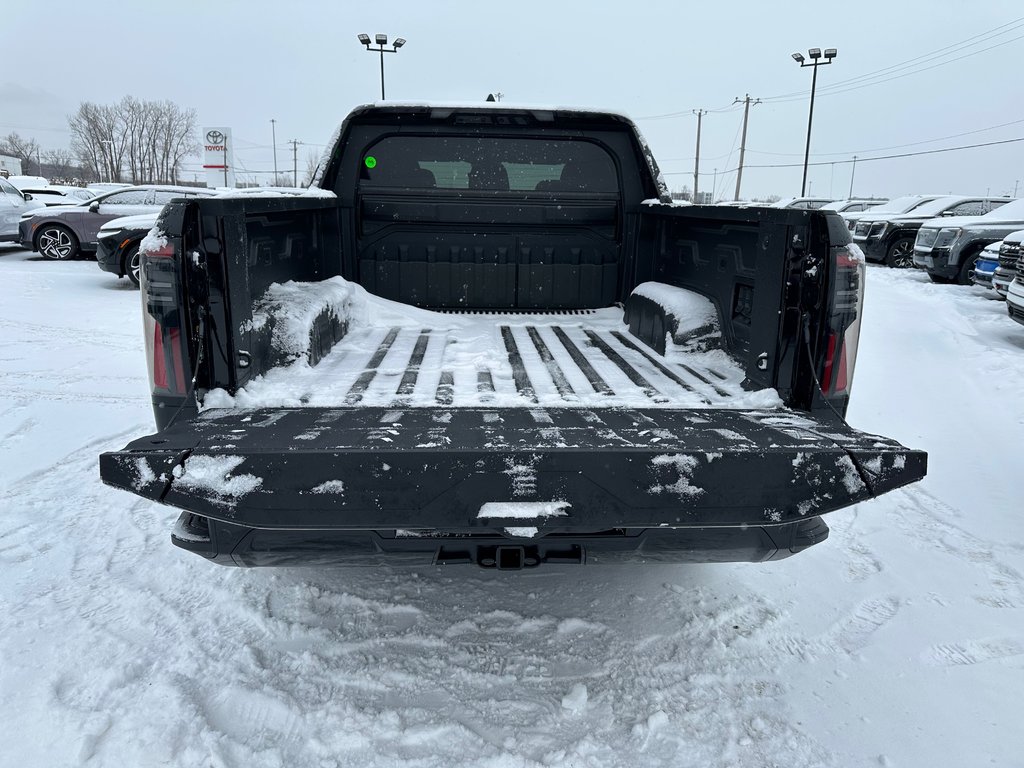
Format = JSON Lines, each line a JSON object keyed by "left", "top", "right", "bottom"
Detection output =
{"left": 1006, "top": 248, "right": 1024, "bottom": 326}
{"left": 770, "top": 197, "right": 834, "bottom": 210}
{"left": 971, "top": 241, "right": 1000, "bottom": 290}
{"left": 842, "top": 194, "right": 946, "bottom": 232}
{"left": 5, "top": 175, "right": 50, "bottom": 190}
{"left": 0, "top": 176, "right": 46, "bottom": 243}
{"left": 914, "top": 198, "right": 1024, "bottom": 284}
{"left": 993, "top": 230, "right": 1024, "bottom": 298}
{"left": 20, "top": 185, "right": 97, "bottom": 206}
{"left": 96, "top": 187, "right": 306, "bottom": 286}
{"left": 95, "top": 213, "right": 157, "bottom": 286}
{"left": 19, "top": 185, "right": 217, "bottom": 260}
{"left": 853, "top": 195, "right": 1012, "bottom": 268}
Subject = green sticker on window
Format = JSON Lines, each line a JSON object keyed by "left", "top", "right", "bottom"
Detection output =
{"left": 364, "top": 156, "right": 377, "bottom": 169}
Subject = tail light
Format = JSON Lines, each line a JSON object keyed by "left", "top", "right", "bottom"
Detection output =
{"left": 140, "top": 240, "right": 189, "bottom": 399}
{"left": 822, "top": 247, "right": 865, "bottom": 396}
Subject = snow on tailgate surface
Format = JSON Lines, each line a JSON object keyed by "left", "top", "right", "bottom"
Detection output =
{"left": 204, "top": 277, "right": 782, "bottom": 411}
{"left": 2, "top": 250, "right": 1023, "bottom": 767}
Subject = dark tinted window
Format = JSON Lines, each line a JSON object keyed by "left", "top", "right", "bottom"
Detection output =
{"left": 358, "top": 136, "right": 618, "bottom": 193}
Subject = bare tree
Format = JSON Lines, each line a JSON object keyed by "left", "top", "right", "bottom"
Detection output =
{"left": 68, "top": 96, "right": 199, "bottom": 184}
{"left": 43, "top": 148, "right": 76, "bottom": 179}
{"left": 302, "top": 149, "right": 320, "bottom": 187}
{"left": 0, "top": 132, "right": 42, "bottom": 175}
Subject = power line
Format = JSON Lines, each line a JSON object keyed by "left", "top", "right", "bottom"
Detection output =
{"left": 763, "top": 31, "right": 1024, "bottom": 104}
{"left": 636, "top": 17, "right": 1024, "bottom": 123}
{"left": 635, "top": 103, "right": 740, "bottom": 121}
{"left": 762, "top": 17, "right": 1024, "bottom": 102}
{"left": 661, "top": 135, "right": 1024, "bottom": 175}
{"left": 746, "top": 116, "right": 1024, "bottom": 158}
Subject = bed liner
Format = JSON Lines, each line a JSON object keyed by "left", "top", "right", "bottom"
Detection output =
{"left": 206, "top": 306, "right": 781, "bottom": 412}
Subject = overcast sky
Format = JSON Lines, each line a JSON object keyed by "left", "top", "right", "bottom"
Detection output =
{"left": 5, "top": 0, "right": 1024, "bottom": 200}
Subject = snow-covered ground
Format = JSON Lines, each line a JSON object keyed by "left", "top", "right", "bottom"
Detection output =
{"left": 1, "top": 246, "right": 1021, "bottom": 767}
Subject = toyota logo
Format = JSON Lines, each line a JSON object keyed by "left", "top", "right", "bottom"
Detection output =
{"left": 206, "top": 130, "right": 225, "bottom": 144}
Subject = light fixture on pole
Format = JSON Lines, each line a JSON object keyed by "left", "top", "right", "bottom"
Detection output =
{"left": 357, "top": 33, "right": 406, "bottom": 100}
{"left": 792, "top": 47, "right": 837, "bottom": 197}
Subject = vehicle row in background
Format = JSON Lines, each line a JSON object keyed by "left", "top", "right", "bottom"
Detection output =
{"left": 18, "top": 185, "right": 218, "bottom": 260}
{"left": 854, "top": 195, "right": 1011, "bottom": 268}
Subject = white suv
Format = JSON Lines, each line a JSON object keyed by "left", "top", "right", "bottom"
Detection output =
{"left": 0, "top": 177, "right": 45, "bottom": 242}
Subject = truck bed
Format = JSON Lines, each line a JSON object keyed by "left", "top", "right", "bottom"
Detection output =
{"left": 212, "top": 305, "right": 778, "bottom": 412}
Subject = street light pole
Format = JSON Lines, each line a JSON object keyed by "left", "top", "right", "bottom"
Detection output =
{"left": 849, "top": 155, "right": 858, "bottom": 197}
{"left": 358, "top": 34, "right": 406, "bottom": 100}
{"left": 792, "top": 48, "right": 837, "bottom": 197}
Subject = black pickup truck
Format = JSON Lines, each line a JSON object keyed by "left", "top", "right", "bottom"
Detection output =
{"left": 99, "top": 104, "right": 926, "bottom": 568}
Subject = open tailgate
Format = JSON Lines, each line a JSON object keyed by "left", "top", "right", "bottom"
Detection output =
{"left": 100, "top": 406, "right": 926, "bottom": 532}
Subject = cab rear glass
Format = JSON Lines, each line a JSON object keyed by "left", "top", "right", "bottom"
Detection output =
{"left": 357, "top": 136, "right": 618, "bottom": 193}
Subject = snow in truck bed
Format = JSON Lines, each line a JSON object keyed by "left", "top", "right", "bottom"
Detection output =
{"left": 203, "top": 278, "right": 784, "bottom": 411}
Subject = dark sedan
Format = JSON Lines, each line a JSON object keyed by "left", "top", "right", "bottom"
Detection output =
{"left": 96, "top": 213, "right": 158, "bottom": 286}
{"left": 19, "top": 185, "right": 215, "bottom": 260}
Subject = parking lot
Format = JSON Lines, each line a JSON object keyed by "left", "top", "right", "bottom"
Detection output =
{"left": 1, "top": 244, "right": 1021, "bottom": 767}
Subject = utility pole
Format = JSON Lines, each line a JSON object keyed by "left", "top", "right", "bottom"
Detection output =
{"left": 289, "top": 139, "right": 301, "bottom": 186}
{"left": 692, "top": 109, "right": 707, "bottom": 204}
{"left": 849, "top": 155, "right": 857, "bottom": 197}
{"left": 1015, "top": 179, "right": 1020, "bottom": 197}
{"left": 271, "top": 119, "right": 278, "bottom": 182}
{"left": 732, "top": 94, "right": 760, "bottom": 201}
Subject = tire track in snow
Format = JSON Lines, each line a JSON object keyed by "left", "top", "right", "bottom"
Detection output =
{"left": 889, "top": 486, "right": 1024, "bottom": 610}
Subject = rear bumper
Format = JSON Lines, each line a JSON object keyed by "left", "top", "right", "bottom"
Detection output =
{"left": 172, "top": 510, "right": 831, "bottom": 567}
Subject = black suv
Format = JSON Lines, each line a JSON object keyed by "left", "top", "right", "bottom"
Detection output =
{"left": 852, "top": 195, "right": 1012, "bottom": 268}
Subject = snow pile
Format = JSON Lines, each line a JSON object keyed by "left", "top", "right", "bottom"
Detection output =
{"left": 246, "top": 277, "right": 359, "bottom": 361}
{"left": 477, "top": 501, "right": 571, "bottom": 519}
{"left": 648, "top": 454, "right": 704, "bottom": 498}
{"left": 172, "top": 454, "right": 262, "bottom": 502}
{"left": 632, "top": 281, "right": 721, "bottom": 352}
{"left": 138, "top": 227, "right": 167, "bottom": 256}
